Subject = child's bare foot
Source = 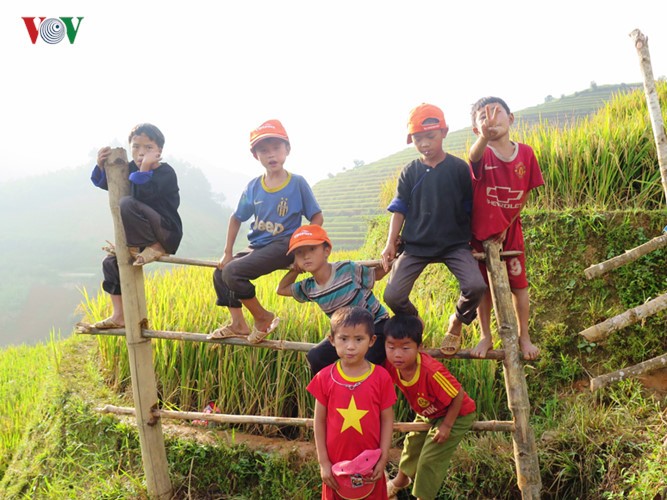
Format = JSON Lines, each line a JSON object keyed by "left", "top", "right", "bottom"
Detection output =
{"left": 520, "top": 337, "right": 540, "bottom": 360}
{"left": 470, "top": 337, "right": 494, "bottom": 358}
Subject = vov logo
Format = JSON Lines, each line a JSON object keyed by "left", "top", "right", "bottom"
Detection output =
{"left": 22, "top": 17, "right": 84, "bottom": 45}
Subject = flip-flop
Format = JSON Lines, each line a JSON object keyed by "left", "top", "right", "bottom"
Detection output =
{"left": 387, "top": 477, "right": 412, "bottom": 499}
{"left": 133, "top": 247, "right": 166, "bottom": 266}
{"left": 92, "top": 318, "right": 124, "bottom": 329}
{"left": 439, "top": 332, "right": 462, "bottom": 357}
{"left": 206, "top": 324, "right": 248, "bottom": 340}
{"left": 247, "top": 317, "right": 280, "bottom": 344}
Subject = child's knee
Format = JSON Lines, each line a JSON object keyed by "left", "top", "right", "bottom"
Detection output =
{"left": 119, "top": 195, "right": 136, "bottom": 217}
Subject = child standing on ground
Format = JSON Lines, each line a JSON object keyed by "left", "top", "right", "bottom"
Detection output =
{"left": 210, "top": 119, "right": 323, "bottom": 343}
{"left": 383, "top": 315, "right": 476, "bottom": 500}
{"left": 381, "top": 103, "right": 487, "bottom": 357}
{"left": 88, "top": 123, "right": 182, "bottom": 329}
{"left": 307, "top": 307, "right": 396, "bottom": 499}
{"left": 468, "top": 97, "right": 544, "bottom": 360}
{"left": 277, "top": 224, "right": 390, "bottom": 375}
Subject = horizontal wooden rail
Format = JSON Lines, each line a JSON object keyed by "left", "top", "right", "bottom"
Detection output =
{"left": 584, "top": 233, "right": 667, "bottom": 280}
{"left": 117, "top": 252, "right": 523, "bottom": 269}
{"left": 578, "top": 291, "right": 667, "bottom": 342}
{"left": 96, "top": 404, "right": 515, "bottom": 433}
{"left": 589, "top": 353, "right": 667, "bottom": 391}
{"left": 77, "top": 328, "right": 512, "bottom": 360}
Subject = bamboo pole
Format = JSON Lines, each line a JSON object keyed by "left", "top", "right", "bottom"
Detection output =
{"left": 578, "top": 291, "right": 667, "bottom": 342}
{"left": 630, "top": 29, "right": 667, "bottom": 202}
{"left": 105, "top": 149, "right": 172, "bottom": 499}
{"left": 129, "top": 253, "right": 522, "bottom": 269}
{"left": 584, "top": 233, "right": 667, "bottom": 280}
{"left": 484, "top": 240, "right": 541, "bottom": 498}
{"left": 590, "top": 353, "right": 667, "bottom": 391}
{"left": 96, "top": 404, "right": 515, "bottom": 433}
{"left": 77, "top": 328, "right": 509, "bottom": 360}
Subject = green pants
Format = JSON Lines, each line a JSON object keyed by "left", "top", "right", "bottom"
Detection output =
{"left": 398, "top": 412, "right": 476, "bottom": 500}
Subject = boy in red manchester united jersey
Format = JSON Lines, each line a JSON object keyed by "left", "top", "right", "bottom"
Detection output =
{"left": 307, "top": 307, "right": 396, "bottom": 499}
{"left": 383, "top": 315, "right": 476, "bottom": 500}
{"left": 468, "top": 97, "right": 544, "bottom": 360}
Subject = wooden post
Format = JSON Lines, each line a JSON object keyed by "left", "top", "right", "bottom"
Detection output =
{"left": 105, "top": 148, "right": 173, "bottom": 499}
{"left": 630, "top": 29, "right": 667, "bottom": 202}
{"left": 578, "top": 292, "right": 667, "bottom": 342}
{"left": 583, "top": 233, "right": 667, "bottom": 280}
{"left": 590, "top": 353, "right": 667, "bottom": 391}
{"left": 483, "top": 240, "right": 542, "bottom": 499}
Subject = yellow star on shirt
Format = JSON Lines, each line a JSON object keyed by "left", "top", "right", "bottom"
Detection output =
{"left": 337, "top": 395, "right": 368, "bottom": 434}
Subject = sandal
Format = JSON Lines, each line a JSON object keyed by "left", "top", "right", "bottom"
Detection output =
{"left": 386, "top": 477, "right": 412, "bottom": 499}
{"left": 439, "top": 332, "right": 462, "bottom": 357}
{"left": 247, "top": 317, "right": 280, "bottom": 344}
{"left": 89, "top": 318, "right": 124, "bottom": 330}
{"left": 133, "top": 246, "right": 166, "bottom": 266}
{"left": 102, "top": 241, "right": 140, "bottom": 258}
{"left": 206, "top": 324, "right": 248, "bottom": 340}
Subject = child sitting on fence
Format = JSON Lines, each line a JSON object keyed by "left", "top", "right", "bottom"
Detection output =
{"left": 381, "top": 103, "right": 487, "bottom": 357}
{"left": 86, "top": 123, "right": 182, "bottom": 329}
{"left": 276, "top": 224, "right": 389, "bottom": 375}
{"left": 468, "top": 97, "right": 544, "bottom": 360}
{"left": 383, "top": 315, "right": 476, "bottom": 500}
{"left": 307, "top": 307, "right": 395, "bottom": 499}
{"left": 210, "top": 119, "right": 323, "bottom": 344}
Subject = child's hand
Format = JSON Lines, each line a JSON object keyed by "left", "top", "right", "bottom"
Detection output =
{"left": 319, "top": 462, "right": 338, "bottom": 491}
{"left": 432, "top": 423, "right": 452, "bottom": 444}
{"left": 289, "top": 262, "right": 304, "bottom": 274}
{"left": 381, "top": 241, "right": 396, "bottom": 272}
{"left": 139, "top": 150, "right": 162, "bottom": 172}
{"left": 479, "top": 104, "right": 501, "bottom": 140}
{"left": 217, "top": 251, "right": 233, "bottom": 270}
{"left": 97, "top": 147, "right": 111, "bottom": 169}
{"left": 369, "top": 458, "right": 387, "bottom": 482}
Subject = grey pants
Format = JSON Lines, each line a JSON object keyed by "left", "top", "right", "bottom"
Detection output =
{"left": 102, "top": 196, "right": 177, "bottom": 295}
{"left": 383, "top": 247, "right": 487, "bottom": 324}
{"left": 213, "top": 237, "right": 294, "bottom": 308}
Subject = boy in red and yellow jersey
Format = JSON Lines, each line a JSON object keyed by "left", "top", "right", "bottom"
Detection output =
{"left": 383, "top": 315, "right": 476, "bottom": 500}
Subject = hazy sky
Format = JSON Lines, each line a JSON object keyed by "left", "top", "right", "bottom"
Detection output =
{"left": 1, "top": 0, "right": 666, "bottom": 204}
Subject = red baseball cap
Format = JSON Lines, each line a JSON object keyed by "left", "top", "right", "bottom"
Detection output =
{"left": 287, "top": 225, "right": 332, "bottom": 254}
{"left": 249, "top": 119, "right": 290, "bottom": 151}
{"left": 406, "top": 103, "right": 447, "bottom": 143}
{"left": 331, "top": 448, "right": 382, "bottom": 500}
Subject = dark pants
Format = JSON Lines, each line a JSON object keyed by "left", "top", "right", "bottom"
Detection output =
{"left": 212, "top": 238, "right": 294, "bottom": 308}
{"left": 306, "top": 319, "right": 388, "bottom": 376}
{"left": 383, "top": 247, "right": 487, "bottom": 324}
{"left": 102, "top": 196, "right": 177, "bottom": 295}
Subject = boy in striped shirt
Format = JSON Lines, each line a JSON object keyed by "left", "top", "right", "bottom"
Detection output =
{"left": 277, "top": 224, "right": 389, "bottom": 376}
{"left": 383, "top": 315, "right": 476, "bottom": 500}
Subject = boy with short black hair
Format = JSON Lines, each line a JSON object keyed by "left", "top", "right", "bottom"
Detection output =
{"left": 88, "top": 123, "right": 183, "bottom": 329}
{"left": 307, "top": 306, "right": 396, "bottom": 499}
{"left": 381, "top": 103, "right": 487, "bottom": 357}
{"left": 383, "top": 315, "right": 476, "bottom": 500}
{"left": 468, "top": 96, "right": 544, "bottom": 360}
{"left": 210, "top": 119, "right": 323, "bottom": 343}
{"left": 277, "top": 224, "right": 389, "bottom": 375}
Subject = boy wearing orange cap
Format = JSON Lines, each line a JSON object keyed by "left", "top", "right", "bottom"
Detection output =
{"left": 277, "top": 224, "right": 389, "bottom": 375}
{"left": 210, "top": 119, "right": 323, "bottom": 343}
{"left": 381, "top": 103, "right": 487, "bottom": 356}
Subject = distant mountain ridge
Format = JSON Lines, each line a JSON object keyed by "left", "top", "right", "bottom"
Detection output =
{"left": 312, "top": 83, "right": 642, "bottom": 250}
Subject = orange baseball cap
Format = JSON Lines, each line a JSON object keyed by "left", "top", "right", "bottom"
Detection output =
{"left": 249, "top": 119, "right": 290, "bottom": 151}
{"left": 287, "top": 225, "right": 332, "bottom": 254}
{"left": 406, "top": 103, "right": 447, "bottom": 143}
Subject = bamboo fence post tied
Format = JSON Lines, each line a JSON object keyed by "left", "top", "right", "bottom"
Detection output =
{"left": 105, "top": 148, "right": 173, "bottom": 499}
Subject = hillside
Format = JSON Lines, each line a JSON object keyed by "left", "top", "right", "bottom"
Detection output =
{"left": 313, "top": 83, "right": 642, "bottom": 249}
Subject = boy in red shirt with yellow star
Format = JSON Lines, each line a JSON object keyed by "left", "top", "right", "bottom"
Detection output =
{"left": 307, "top": 307, "right": 396, "bottom": 499}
